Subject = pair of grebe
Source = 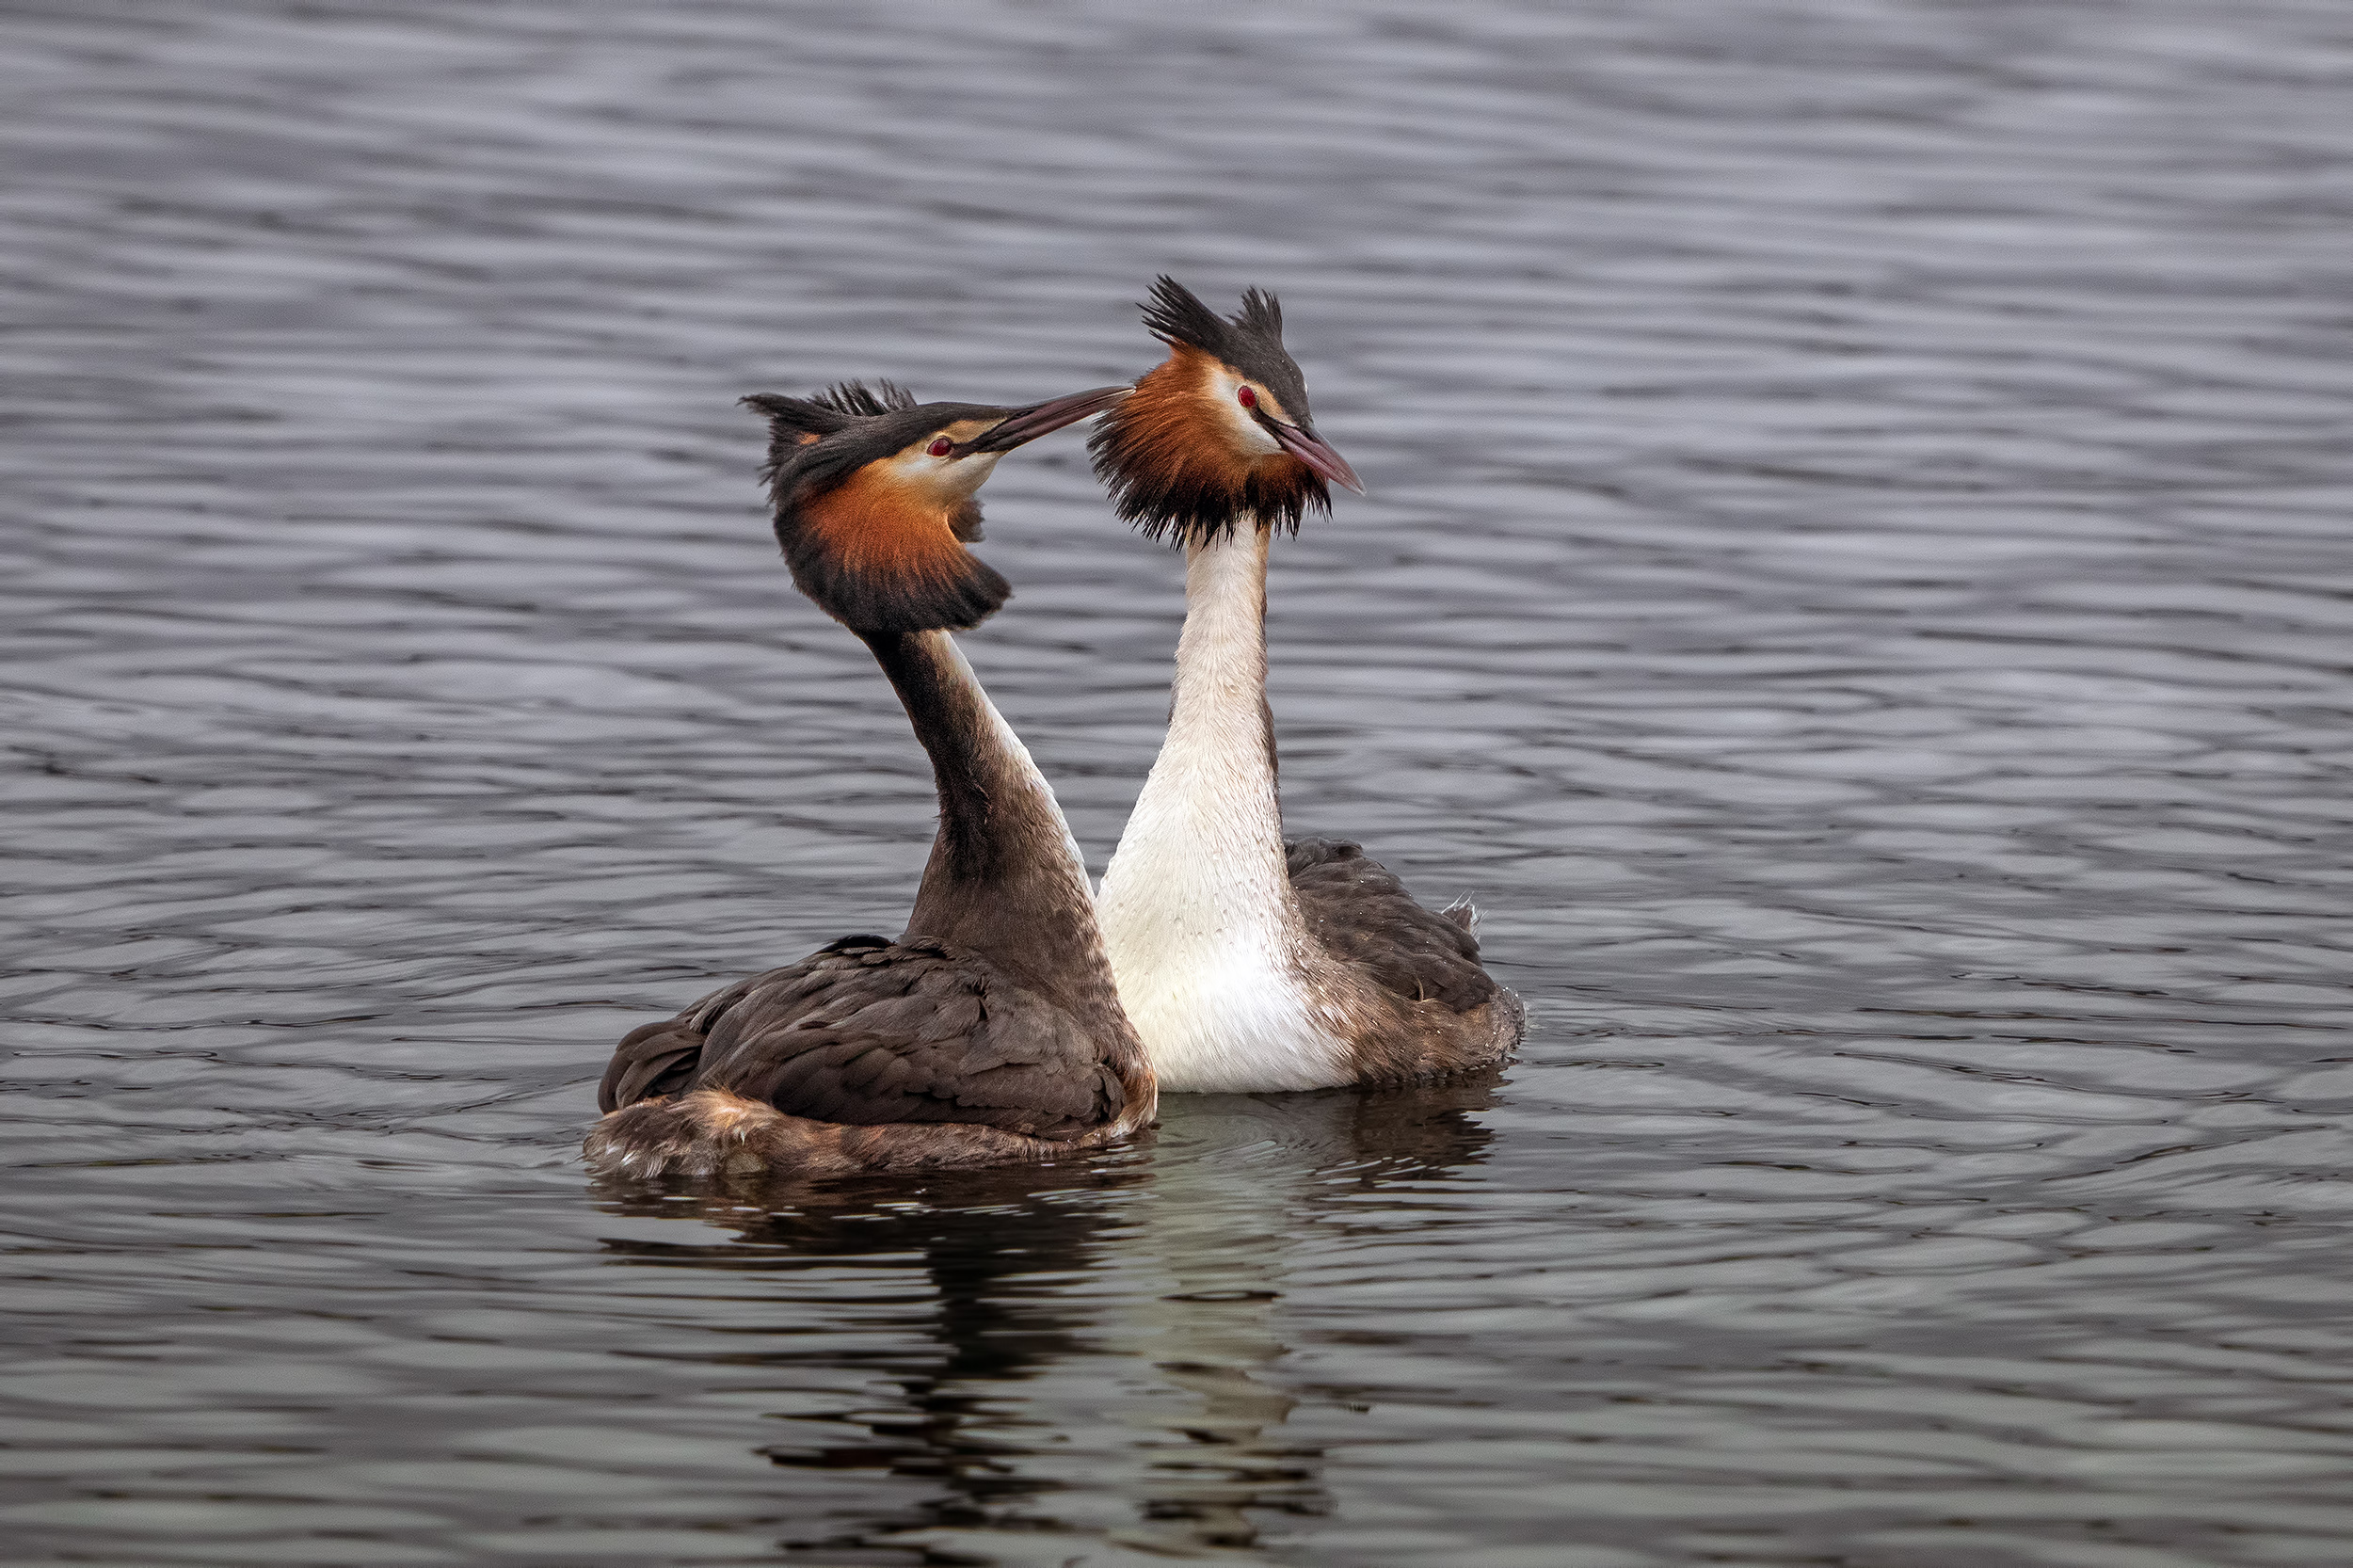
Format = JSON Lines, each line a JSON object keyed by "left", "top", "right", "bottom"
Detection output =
{"left": 586, "top": 280, "right": 1523, "bottom": 1178}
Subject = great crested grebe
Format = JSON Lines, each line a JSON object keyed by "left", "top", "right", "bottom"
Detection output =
{"left": 587, "top": 379, "right": 1156, "bottom": 1176}
{"left": 1089, "top": 279, "right": 1524, "bottom": 1092}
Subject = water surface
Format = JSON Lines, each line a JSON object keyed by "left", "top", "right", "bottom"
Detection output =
{"left": 5, "top": 3, "right": 2352, "bottom": 1563}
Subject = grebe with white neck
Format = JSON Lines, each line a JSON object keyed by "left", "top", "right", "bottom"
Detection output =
{"left": 1091, "top": 279, "right": 1523, "bottom": 1092}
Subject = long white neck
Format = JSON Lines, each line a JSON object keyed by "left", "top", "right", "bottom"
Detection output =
{"left": 1096, "top": 523, "right": 1352, "bottom": 1090}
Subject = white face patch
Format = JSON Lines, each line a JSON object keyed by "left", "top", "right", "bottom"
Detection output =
{"left": 887, "top": 424, "right": 1006, "bottom": 501}
{"left": 1204, "top": 362, "right": 1284, "bottom": 456}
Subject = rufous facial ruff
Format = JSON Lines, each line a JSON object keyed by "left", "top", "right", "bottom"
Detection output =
{"left": 1089, "top": 344, "right": 1330, "bottom": 543}
{"left": 789, "top": 456, "right": 1005, "bottom": 634}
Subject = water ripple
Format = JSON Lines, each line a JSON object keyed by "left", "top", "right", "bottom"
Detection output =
{"left": 5, "top": 2, "right": 2351, "bottom": 1564}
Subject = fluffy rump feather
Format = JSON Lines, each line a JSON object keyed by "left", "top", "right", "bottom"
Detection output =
{"left": 1286, "top": 838, "right": 1498, "bottom": 1013}
{"left": 1283, "top": 837, "right": 1524, "bottom": 1084}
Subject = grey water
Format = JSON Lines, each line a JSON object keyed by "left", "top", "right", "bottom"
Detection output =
{"left": 5, "top": 2, "right": 2351, "bottom": 1564}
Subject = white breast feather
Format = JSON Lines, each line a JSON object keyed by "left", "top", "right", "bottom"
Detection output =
{"left": 1097, "top": 532, "right": 1353, "bottom": 1092}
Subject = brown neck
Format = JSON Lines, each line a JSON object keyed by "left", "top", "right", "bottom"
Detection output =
{"left": 859, "top": 630, "right": 1129, "bottom": 1028}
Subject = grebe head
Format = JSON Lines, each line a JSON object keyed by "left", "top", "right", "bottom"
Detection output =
{"left": 1087, "top": 276, "right": 1364, "bottom": 546}
{"left": 745, "top": 379, "right": 1126, "bottom": 633}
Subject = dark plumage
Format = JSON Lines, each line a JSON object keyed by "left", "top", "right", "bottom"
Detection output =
{"left": 1284, "top": 839, "right": 1498, "bottom": 1015}
{"left": 1282, "top": 834, "right": 1523, "bottom": 1083}
{"left": 598, "top": 935, "right": 1124, "bottom": 1140}
{"left": 587, "top": 379, "right": 1149, "bottom": 1177}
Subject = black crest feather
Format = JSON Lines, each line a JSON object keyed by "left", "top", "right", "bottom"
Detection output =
{"left": 1236, "top": 286, "right": 1282, "bottom": 341}
{"left": 1141, "top": 277, "right": 1237, "bottom": 358}
{"left": 744, "top": 380, "right": 918, "bottom": 453}
{"left": 817, "top": 379, "right": 917, "bottom": 416}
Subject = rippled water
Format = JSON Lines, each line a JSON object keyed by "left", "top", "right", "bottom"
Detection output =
{"left": 6, "top": 2, "right": 2352, "bottom": 1563}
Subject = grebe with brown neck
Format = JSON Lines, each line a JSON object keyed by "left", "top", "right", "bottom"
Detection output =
{"left": 587, "top": 378, "right": 1156, "bottom": 1176}
{"left": 1090, "top": 279, "right": 1523, "bottom": 1092}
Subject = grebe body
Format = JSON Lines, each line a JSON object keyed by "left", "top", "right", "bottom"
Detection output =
{"left": 589, "top": 381, "right": 1155, "bottom": 1176}
{"left": 1090, "top": 280, "right": 1522, "bottom": 1092}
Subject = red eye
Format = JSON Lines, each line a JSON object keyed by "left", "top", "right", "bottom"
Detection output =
{"left": 927, "top": 437, "right": 952, "bottom": 456}
{"left": 1236, "top": 385, "right": 1257, "bottom": 408}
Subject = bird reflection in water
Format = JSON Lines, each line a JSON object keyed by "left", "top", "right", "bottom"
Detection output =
{"left": 590, "top": 1071, "right": 1498, "bottom": 1562}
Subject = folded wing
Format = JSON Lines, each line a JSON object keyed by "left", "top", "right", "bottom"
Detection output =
{"left": 1285, "top": 837, "right": 1500, "bottom": 1014}
{"left": 599, "top": 934, "right": 1123, "bottom": 1142}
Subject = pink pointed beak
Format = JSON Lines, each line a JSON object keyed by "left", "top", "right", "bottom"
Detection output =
{"left": 1266, "top": 419, "right": 1367, "bottom": 496}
